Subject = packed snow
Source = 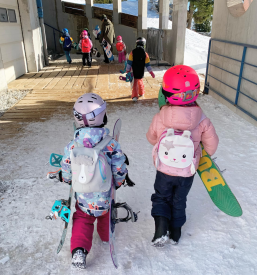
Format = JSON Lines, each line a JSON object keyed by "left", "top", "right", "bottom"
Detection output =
{"left": 1, "top": 94, "right": 257, "bottom": 275}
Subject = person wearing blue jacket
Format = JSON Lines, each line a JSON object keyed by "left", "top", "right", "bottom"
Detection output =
{"left": 59, "top": 28, "right": 73, "bottom": 64}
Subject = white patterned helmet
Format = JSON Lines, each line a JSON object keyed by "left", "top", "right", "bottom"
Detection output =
{"left": 73, "top": 93, "right": 107, "bottom": 128}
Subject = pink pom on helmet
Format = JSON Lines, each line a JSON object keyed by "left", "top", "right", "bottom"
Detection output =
{"left": 162, "top": 65, "right": 200, "bottom": 106}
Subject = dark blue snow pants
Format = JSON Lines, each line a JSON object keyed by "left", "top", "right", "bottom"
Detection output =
{"left": 151, "top": 171, "right": 194, "bottom": 228}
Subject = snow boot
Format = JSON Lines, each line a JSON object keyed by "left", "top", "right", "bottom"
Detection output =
{"left": 71, "top": 248, "right": 88, "bottom": 270}
{"left": 152, "top": 216, "right": 169, "bottom": 247}
{"left": 169, "top": 226, "right": 181, "bottom": 245}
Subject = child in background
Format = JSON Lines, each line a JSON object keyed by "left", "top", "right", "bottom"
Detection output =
{"left": 60, "top": 28, "right": 73, "bottom": 64}
{"left": 146, "top": 65, "right": 219, "bottom": 247}
{"left": 61, "top": 93, "right": 128, "bottom": 269}
{"left": 116, "top": 36, "right": 126, "bottom": 63}
{"left": 79, "top": 30, "right": 93, "bottom": 67}
{"left": 126, "top": 37, "right": 155, "bottom": 102}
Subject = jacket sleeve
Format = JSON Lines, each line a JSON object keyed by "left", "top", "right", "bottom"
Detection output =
{"left": 146, "top": 114, "right": 159, "bottom": 145}
{"left": 103, "top": 139, "right": 128, "bottom": 188}
{"left": 126, "top": 52, "right": 133, "bottom": 72}
{"left": 200, "top": 118, "right": 219, "bottom": 156}
{"left": 145, "top": 52, "right": 152, "bottom": 73}
{"left": 79, "top": 39, "right": 82, "bottom": 49}
{"left": 99, "top": 24, "right": 104, "bottom": 43}
{"left": 61, "top": 141, "right": 74, "bottom": 184}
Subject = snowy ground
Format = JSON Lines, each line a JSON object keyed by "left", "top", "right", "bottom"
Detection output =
{"left": 1, "top": 95, "right": 257, "bottom": 275}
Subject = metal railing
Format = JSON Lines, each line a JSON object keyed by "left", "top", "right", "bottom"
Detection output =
{"left": 205, "top": 38, "right": 257, "bottom": 121}
{"left": 44, "top": 22, "right": 62, "bottom": 53}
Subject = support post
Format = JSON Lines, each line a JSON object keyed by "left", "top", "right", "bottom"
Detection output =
{"left": 0, "top": 48, "right": 8, "bottom": 93}
{"left": 86, "top": 0, "right": 93, "bottom": 20}
{"left": 235, "top": 46, "right": 247, "bottom": 105}
{"left": 138, "top": 0, "right": 147, "bottom": 36}
{"left": 172, "top": 0, "right": 188, "bottom": 65}
{"left": 113, "top": 0, "right": 121, "bottom": 24}
{"left": 18, "top": 0, "right": 44, "bottom": 72}
{"left": 159, "top": 0, "right": 169, "bottom": 30}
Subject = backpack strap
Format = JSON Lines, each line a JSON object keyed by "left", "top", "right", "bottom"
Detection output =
{"left": 73, "top": 135, "right": 113, "bottom": 150}
{"left": 74, "top": 140, "right": 83, "bottom": 148}
{"left": 93, "top": 135, "right": 113, "bottom": 151}
{"left": 199, "top": 113, "right": 206, "bottom": 125}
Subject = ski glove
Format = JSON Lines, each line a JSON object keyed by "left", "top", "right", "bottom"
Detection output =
{"left": 124, "top": 153, "right": 129, "bottom": 165}
{"left": 124, "top": 173, "right": 135, "bottom": 187}
{"left": 115, "top": 173, "right": 135, "bottom": 190}
{"left": 150, "top": 71, "right": 155, "bottom": 78}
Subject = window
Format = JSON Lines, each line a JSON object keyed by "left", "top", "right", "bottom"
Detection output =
{"left": 0, "top": 8, "right": 8, "bottom": 22}
{"left": 8, "top": 9, "right": 17, "bottom": 23}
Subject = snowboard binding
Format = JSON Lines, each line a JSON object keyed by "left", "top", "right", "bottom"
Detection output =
{"left": 111, "top": 201, "right": 139, "bottom": 225}
{"left": 45, "top": 199, "right": 71, "bottom": 223}
{"left": 119, "top": 72, "right": 133, "bottom": 83}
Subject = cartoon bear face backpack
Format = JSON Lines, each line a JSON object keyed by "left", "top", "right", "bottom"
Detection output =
{"left": 153, "top": 129, "right": 196, "bottom": 176}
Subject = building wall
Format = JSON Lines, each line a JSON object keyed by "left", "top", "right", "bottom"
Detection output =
{"left": 18, "top": 0, "right": 44, "bottom": 72}
{"left": 208, "top": 0, "right": 257, "bottom": 126}
{"left": 42, "top": 0, "right": 88, "bottom": 54}
{"left": 0, "top": 0, "right": 27, "bottom": 89}
{"left": 0, "top": 0, "right": 45, "bottom": 90}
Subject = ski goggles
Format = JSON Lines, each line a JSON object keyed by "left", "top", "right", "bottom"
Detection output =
{"left": 162, "top": 87, "right": 200, "bottom": 102}
{"left": 73, "top": 102, "right": 106, "bottom": 125}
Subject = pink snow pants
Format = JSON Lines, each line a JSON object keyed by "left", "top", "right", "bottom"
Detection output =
{"left": 132, "top": 78, "right": 145, "bottom": 99}
{"left": 70, "top": 203, "right": 109, "bottom": 253}
{"left": 118, "top": 51, "right": 126, "bottom": 63}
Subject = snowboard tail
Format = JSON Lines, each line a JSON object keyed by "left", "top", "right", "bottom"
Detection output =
{"left": 197, "top": 144, "right": 242, "bottom": 217}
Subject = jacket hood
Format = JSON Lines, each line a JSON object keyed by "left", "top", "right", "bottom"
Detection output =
{"left": 62, "top": 32, "right": 70, "bottom": 38}
{"left": 159, "top": 105, "right": 203, "bottom": 131}
{"left": 103, "top": 19, "right": 112, "bottom": 26}
{"left": 73, "top": 127, "right": 110, "bottom": 147}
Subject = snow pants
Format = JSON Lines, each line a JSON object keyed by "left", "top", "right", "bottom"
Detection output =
{"left": 118, "top": 51, "right": 126, "bottom": 63}
{"left": 132, "top": 78, "right": 145, "bottom": 99}
{"left": 82, "top": 53, "right": 91, "bottom": 66}
{"left": 151, "top": 171, "right": 194, "bottom": 228}
{"left": 64, "top": 50, "right": 71, "bottom": 63}
{"left": 70, "top": 203, "right": 109, "bottom": 253}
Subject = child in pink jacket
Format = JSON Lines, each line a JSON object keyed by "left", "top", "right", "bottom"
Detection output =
{"left": 146, "top": 65, "right": 219, "bottom": 247}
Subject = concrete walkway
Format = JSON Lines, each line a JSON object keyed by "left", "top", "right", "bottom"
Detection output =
{"left": 0, "top": 56, "right": 168, "bottom": 139}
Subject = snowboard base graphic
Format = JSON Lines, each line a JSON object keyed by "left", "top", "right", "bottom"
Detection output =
{"left": 197, "top": 144, "right": 242, "bottom": 217}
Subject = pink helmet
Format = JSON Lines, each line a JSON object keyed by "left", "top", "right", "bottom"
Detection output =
{"left": 83, "top": 30, "right": 88, "bottom": 36}
{"left": 117, "top": 35, "right": 122, "bottom": 42}
{"left": 162, "top": 65, "right": 200, "bottom": 105}
{"left": 73, "top": 93, "right": 107, "bottom": 128}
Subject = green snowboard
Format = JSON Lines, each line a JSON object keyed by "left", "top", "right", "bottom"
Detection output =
{"left": 158, "top": 88, "right": 242, "bottom": 217}
{"left": 197, "top": 145, "right": 242, "bottom": 217}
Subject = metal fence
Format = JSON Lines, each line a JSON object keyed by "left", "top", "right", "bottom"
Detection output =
{"left": 146, "top": 28, "right": 164, "bottom": 66}
{"left": 205, "top": 38, "right": 257, "bottom": 122}
{"left": 44, "top": 23, "right": 62, "bottom": 53}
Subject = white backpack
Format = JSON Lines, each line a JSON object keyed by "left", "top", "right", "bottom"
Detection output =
{"left": 155, "top": 129, "right": 196, "bottom": 175}
{"left": 70, "top": 136, "right": 113, "bottom": 193}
